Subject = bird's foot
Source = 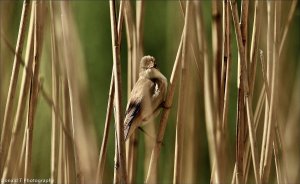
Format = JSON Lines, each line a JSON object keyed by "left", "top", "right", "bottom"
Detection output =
{"left": 160, "top": 101, "right": 171, "bottom": 109}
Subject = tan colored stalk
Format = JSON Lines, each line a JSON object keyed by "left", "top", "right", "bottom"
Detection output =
{"left": 24, "top": 1, "right": 44, "bottom": 179}
{"left": 211, "top": 0, "right": 222, "bottom": 125}
{"left": 244, "top": 87, "right": 265, "bottom": 183}
{"left": 240, "top": 0, "right": 248, "bottom": 68}
{"left": 96, "top": 2, "right": 124, "bottom": 182}
{"left": 96, "top": 73, "right": 114, "bottom": 183}
{"left": 249, "top": 1, "right": 262, "bottom": 95}
{"left": 259, "top": 4, "right": 278, "bottom": 178}
{"left": 235, "top": 1, "right": 248, "bottom": 183}
{"left": 1, "top": 3, "right": 35, "bottom": 178}
{"left": 145, "top": 31, "right": 184, "bottom": 184}
{"left": 212, "top": 1, "right": 225, "bottom": 181}
{"left": 230, "top": 1, "right": 260, "bottom": 183}
{"left": 124, "top": 0, "right": 136, "bottom": 97}
{"left": 0, "top": 0, "right": 31, "bottom": 172}
{"left": 61, "top": 1, "right": 99, "bottom": 182}
{"left": 16, "top": 129, "right": 27, "bottom": 177}
{"left": 136, "top": 0, "right": 144, "bottom": 62}
{"left": 49, "top": 1, "right": 60, "bottom": 183}
{"left": 109, "top": 1, "right": 127, "bottom": 183}
{"left": 63, "top": 80, "right": 76, "bottom": 184}
{"left": 40, "top": 85, "right": 73, "bottom": 141}
{"left": 279, "top": 0, "right": 298, "bottom": 55}
{"left": 259, "top": 2, "right": 273, "bottom": 181}
{"left": 173, "top": 2, "right": 190, "bottom": 183}
{"left": 0, "top": 33, "right": 27, "bottom": 68}
{"left": 233, "top": 88, "right": 266, "bottom": 184}
{"left": 57, "top": 93, "right": 65, "bottom": 184}
{"left": 113, "top": 131, "right": 120, "bottom": 183}
{"left": 221, "top": 0, "right": 231, "bottom": 130}
{"left": 123, "top": 4, "right": 137, "bottom": 175}
{"left": 129, "top": 1, "right": 144, "bottom": 183}
{"left": 220, "top": 1, "right": 231, "bottom": 181}
{"left": 194, "top": 2, "right": 220, "bottom": 183}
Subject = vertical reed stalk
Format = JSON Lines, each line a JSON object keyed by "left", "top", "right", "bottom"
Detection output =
{"left": 97, "top": 1, "right": 124, "bottom": 182}
{"left": 145, "top": 32, "right": 184, "bottom": 184}
{"left": 49, "top": 1, "right": 60, "bottom": 183}
{"left": 249, "top": 1, "right": 262, "bottom": 95}
{"left": 0, "top": 0, "right": 31, "bottom": 172}
{"left": 173, "top": 2, "right": 190, "bottom": 183}
{"left": 96, "top": 74, "right": 114, "bottom": 183}
{"left": 123, "top": 4, "right": 136, "bottom": 179}
{"left": 212, "top": 1, "right": 225, "bottom": 181}
{"left": 1, "top": 4, "right": 35, "bottom": 178}
{"left": 129, "top": 1, "right": 143, "bottom": 183}
{"left": 109, "top": 1, "right": 127, "bottom": 183}
{"left": 196, "top": 1, "right": 219, "bottom": 182}
{"left": 24, "top": 1, "right": 44, "bottom": 179}
{"left": 230, "top": 1, "right": 260, "bottom": 183}
{"left": 221, "top": 0, "right": 231, "bottom": 151}
{"left": 259, "top": 2, "right": 273, "bottom": 181}
{"left": 279, "top": 0, "right": 298, "bottom": 55}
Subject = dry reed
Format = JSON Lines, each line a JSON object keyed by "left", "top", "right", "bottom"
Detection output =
{"left": 0, "top": 1, "right": 299, "bottom": 184}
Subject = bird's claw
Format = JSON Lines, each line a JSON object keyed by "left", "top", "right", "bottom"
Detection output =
{"left": 160, "top": 101, "right": 171, "bottom": 109}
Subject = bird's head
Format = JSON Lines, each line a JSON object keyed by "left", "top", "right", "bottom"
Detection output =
{"left": 140, "top": 55, "right": 157, "bottom": 72}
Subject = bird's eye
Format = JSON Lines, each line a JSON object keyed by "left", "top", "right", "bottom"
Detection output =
{"left": 154, "top": 64, "right": 157, "bottom": 68}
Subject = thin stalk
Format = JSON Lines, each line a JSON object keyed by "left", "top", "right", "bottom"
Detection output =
{"left": 212, "top": 0, "right": 223, "bottom": 108}
{"left": 249, "top": 1, "right": 262, "bottom": 95}
{"left": 96, "top": 1, "right": 124, "bottom": 182}
{"left": 63, "top": 80, "right": 76, "bottom": 184}
{"left": 145, "top": 31, "right": 184, "bottom": 184}
{"left": 233, "top": 87, "right": 266, "bottom": 184}
{"left": 194, "top": 2, "right": 221, "bottom": 183}
{"left": 40, "top": 85, "right": 73, "bottom": 141}
{"left": 1, "top": 4, "right": 35, "bottom": 178}
{"left": 129, "top": 1, "right": 144, "bottom": 183}
{"left": 24, "top": 1, "right": 44, "bottom": 179}
{"left": 123, "top": 0, "right": 134, "bottom": 178}
{"left": 109, "top": 1, "right": 127, "bottom": 183}
{"left": 259, "top": 3, "right": 278, "bottom": 179}
{"left": 279, "top": 0, "right": 298, "bottom": 55}
{"left": 96, "top": 73, "right": 114, "bottom": 183}
{"left": 136, "top": 0, "right": 144, "bottom": 62}
{"left": 240, "top": 0, "right": 248, "bottom": 68}
{"left": 230, "top": 1, "right": 260, "bottom": 183}
{"left": 0, "top": 0, "right": 31, "bottom": 172}
{"left": 57, "top": 88, "right": 65, "bottom": 184}
{"left": 244, "top": 86, "right": 265, "bottom": 183}
{"left": 241, "top": 2, "right": 249, "bottom": 181}
{"left": 124, "top": 0, "right": 136, "bottom": 97}
{"left": 221, "top": 0, "right": 231, "bottom": 131}
{"left": 260, "top": 2, "right": 273, "bottom": 180}
{"left": 235, "top": 1, "right": 248, "bottom": 183}
{"left": 173, "top": 2, "right": 190, "bottom": 183}
{"left": 212, "top": 1, "right": 224, "bottom": 181}
{"left": 113, "top": 131, "right": 120, "bottom": 184}
{"left": 221, "top": 1, "right": 231, "bottom": 181}
{"left": 16, "top": 128, "right": 27, "bottom": 177}
{"left": 49, "top": 1, "right": 60, "bottom": 183}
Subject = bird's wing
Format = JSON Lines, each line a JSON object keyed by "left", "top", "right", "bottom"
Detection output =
{"left": 124, "top": 78, "right": 154, "bottom": 140}
{"left": 124, "top": 101, "right": 141, "bottom": 136}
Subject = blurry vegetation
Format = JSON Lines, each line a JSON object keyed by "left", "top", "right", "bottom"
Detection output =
{"left": 0, "top": 0, "right": 300, "bottom": 183}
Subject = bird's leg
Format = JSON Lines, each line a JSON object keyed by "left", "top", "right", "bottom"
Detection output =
{"left": 138, "top": 127, "right": 165, "bottom": 146}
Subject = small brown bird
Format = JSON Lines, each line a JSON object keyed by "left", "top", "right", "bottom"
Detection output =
{"left": 124, "top": 56, "right": 168, "bottom": 141}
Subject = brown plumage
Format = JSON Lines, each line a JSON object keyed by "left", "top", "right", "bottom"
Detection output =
{"left": 124, "top": 56, "right": 167, "bottom": 141}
